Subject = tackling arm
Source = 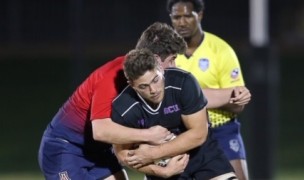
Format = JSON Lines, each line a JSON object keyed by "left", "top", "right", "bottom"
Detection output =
{"left": 125, "top": 107, "right": 209, "bottom": 166}
{"left": 92, "top": 118, "right": 172, "bottom": 144}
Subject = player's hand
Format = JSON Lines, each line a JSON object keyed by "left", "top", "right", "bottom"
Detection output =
{"left": 147, "top": 125, "right": 174, "bottom": 145}
{"left": 230, "top": 86, "right": 251, "bottom": 106}
{"left": 125, "top": 144, "right": 156, "bottom": 168}
{"left": 162, "top": 154, "right": 189, "bottom": 178}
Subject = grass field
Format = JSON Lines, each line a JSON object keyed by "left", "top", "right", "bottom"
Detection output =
{"left": 0, "top": 169, "right": 303, "bottom": 180}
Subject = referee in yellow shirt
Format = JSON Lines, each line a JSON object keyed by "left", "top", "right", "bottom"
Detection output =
{"left": 167, "top": 0, "right": 252, "bottom": 180}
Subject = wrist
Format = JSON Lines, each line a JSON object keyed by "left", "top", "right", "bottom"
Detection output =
{"left": 140, "top": 129, "right": 152, "bottom": 143}
{"left": 151, "top": 165, "right": 169, "bottom": 178}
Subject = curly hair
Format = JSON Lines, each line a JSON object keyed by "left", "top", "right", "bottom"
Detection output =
{"left": 135, "top": 22, "right": 186, "bottom": 61}
{"left": 124, "top": 49, "right": 159, "bottom": 81}
{"left": 167, "top": 0, "right": 205, "bottom": 13}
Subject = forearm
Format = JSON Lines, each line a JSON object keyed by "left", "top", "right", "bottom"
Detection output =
{"left": 222, "top": 103, "right": 245, "bottom": 114}
{"left": 203, "top": 87, "right": 247, "bottom": 113}
{"left": 153, "top": 127, "right": 207, "bottom": 160}
{"left": 92, "top": 118, "right": 152, "bottom": 144}
{"left": 202, "top": 88, "right": 234, "bottom": 109}
{"left": 152, "top": 109, "right": 208, "bottom": 159}
{"left": 136, "top": 164, "right": 172, "bottom": 178}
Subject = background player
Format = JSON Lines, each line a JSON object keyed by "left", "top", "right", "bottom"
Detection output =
{"left": 167, "top": 0, "right": 251, "bottom": 179}
{"left": 112, "top": 48, "right": 236, "bottom": 180}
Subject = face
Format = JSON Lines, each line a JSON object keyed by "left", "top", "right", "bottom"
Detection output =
{"left": 158, "top": 54, "right": 177, "bottom": 68}
{"left": 170, "top": 2, "right": 202, "bottom": 39}
{"left": 131, "top": 68, "right": 165, "bottom": 105}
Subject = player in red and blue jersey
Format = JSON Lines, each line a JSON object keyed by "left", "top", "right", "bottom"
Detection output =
{"left": 38, "top": 22, "right": 187, "bottom": 180}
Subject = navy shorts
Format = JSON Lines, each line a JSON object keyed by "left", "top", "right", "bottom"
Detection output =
{"left": 38, "top": 135, "right": 122, "bottom": 180}
{"left": 211, "top": 119, "right": 246, "bottom": 160}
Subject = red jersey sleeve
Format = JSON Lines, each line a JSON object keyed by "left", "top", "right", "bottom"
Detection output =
{"left": 90, "top": 56, "right": 126, "bottom": 120}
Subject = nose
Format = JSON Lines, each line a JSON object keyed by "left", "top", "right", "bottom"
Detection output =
{"left": 149, "top": 84, "right": 157, "bottom": 93}
{"left": 178, "top": 16, "right": 187, "bottom": 26}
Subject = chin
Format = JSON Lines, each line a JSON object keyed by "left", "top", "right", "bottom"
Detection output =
{"left": 183, "top": 36, "right": 192, "bottom": 42}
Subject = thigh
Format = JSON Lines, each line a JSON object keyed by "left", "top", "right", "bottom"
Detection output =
{"left": 211, "top": 120, "right": 246, "bottom": 160}
{"left": 38, "top": 136, "right": 122, "bottom": 180}
{"left": 192, "top": 138, "right": 235, "bottom": 180}
{"left": 230, "top": 159, "right": 249, "bottom": 180}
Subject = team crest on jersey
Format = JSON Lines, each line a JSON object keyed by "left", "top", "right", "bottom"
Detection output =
{"left": 199, "top": 58, "right": 209, "bottom": 71}
{"left": 229, "top": 139, "right": 240, "bottom": 152}
{"left": 58, "top": 171, "right": 71, "bottom": 180}
{"left": 230, "top": 68, "right": 240, "bottom": 79}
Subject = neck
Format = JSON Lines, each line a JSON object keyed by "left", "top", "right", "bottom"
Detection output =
{"left": 185, "top": 28, "right": 204, "bottom": 56}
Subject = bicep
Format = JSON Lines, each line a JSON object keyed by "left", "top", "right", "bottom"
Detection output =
{"left": 181, "top": 107, "right": 208, "bottom": 131}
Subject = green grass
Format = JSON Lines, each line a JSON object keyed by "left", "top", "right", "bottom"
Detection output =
{"left": 0, "top": 169, "right": 304, "bottom": 180}
{"left": 0, "top": 171, "right": 143, "bottom": 180}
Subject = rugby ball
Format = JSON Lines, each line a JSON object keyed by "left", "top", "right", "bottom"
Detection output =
{"left": 153, "top": 135, "right": 176, "bottom": 167}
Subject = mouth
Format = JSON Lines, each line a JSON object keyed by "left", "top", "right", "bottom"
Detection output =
{"left": 151, "top": 93, "right": 160, "bottom": 100}
{"left": 177, "top": 28, "right": 190, "bottom": 36}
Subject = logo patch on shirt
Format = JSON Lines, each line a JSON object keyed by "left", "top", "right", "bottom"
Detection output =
{"left": 164, "top": 104, "right": 180, "bottom": 115}
{"left": 229, "top": 139, "right": 240, "bottom": 152}
{"left": 199, "top": 58, "right": 209, "bottom": 72}
{"left": 230, "top": 68, "right": 240, "bottom": 79}
{"left": 59, "top": 171, "right": 71, "bottom": 180}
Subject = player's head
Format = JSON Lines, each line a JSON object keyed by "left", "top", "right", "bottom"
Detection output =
{"left": 167, "top": 0, "right": 204, "bottom": 41}
{"left": 136, "top": 22, "right": 186, "bottom": 68}
{"left": 124, "top": 48, "right": 165, "bottom": 105}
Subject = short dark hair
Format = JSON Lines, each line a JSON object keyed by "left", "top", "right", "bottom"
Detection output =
{"left": 124, "top": 49, "right": 159, "bottom": 81}
{"left": 135, "top": 22, "right": 186, "bottom": 60}
{"left": 167, "top": 0, "right": 205, "bottom": 13}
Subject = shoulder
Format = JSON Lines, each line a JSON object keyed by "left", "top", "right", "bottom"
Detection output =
{"left": 96, "top": 56, "right": 125, "bottom": 73}
{"left": 164, "top": 68, "right": 195, "bottom": 87}
{"left": 165, "top": 68, "right": 192, "bottom": 80}
{"left": 204, "top": 32, "right": 234, "bottom": 50}
{"left": 112, "top": 86, "right": 140, "bottom": 116}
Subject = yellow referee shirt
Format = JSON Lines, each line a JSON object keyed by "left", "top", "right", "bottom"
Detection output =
{"left": 176, "top": 32, "right": 245, "bottom": 127}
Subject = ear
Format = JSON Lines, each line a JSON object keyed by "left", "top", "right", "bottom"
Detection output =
{"left": 198, "top": 11, "right": 203, "bottom": 21}
{"left": 157, "top": 64, "right": 165, "bottom": 76}
{"left": 154, "top": 54, "right": 162, "bottom": 63}
{"left": 127, "top": 80, "right": 133, "bottom": 87}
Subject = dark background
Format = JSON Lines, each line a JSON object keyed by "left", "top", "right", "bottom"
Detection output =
{"left": 1, "top": 0, "right": 303, "bottom": 178}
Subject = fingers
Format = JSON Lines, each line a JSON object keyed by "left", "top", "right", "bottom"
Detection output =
{"left": 167, "top": 154, "right": 189, "bottom": 175}
{"left": 170, "top": 154, "right": 189, "bottom": 165}
{"left": 149, "top": 125, "right": 171, "bottom": 145}
{"left": 230, "top": 86, "right": 251, "bottom": 104}
{"left": 127, "top": 150, "right": 135, "bottom": 156}
{"left": 125, "top": 156, "right": 143, "bottom": 168}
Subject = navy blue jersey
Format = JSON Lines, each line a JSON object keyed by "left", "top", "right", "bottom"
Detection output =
{"left": 112, "top": 68, "right": 234, "bottom": 179}
{"left": 112, "top": 68, "right": 207, "bottom": 135}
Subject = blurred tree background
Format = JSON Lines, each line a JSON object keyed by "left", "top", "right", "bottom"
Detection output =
{"left": 0, "top": 0, "right": 303, "bottom": 179}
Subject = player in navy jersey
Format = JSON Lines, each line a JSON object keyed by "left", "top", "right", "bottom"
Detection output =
{"left": 38, "top": 22, "right": 188, "bottom": 180}
{"left": 112, "top": 49, "right": 236, "bottom": 179}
